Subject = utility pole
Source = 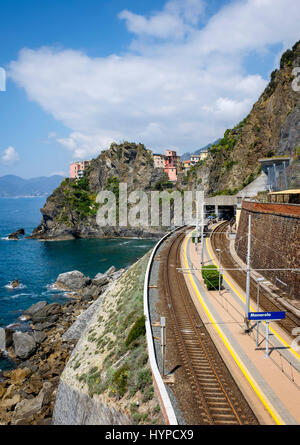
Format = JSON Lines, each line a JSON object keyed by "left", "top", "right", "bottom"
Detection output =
{"left": 245, "top": 214, "right": 251, "bottom": 332}
{"left": 195, "top": 200, "right": 199, "bottom": 251}
{"left": 200, "top": 202, "right": 205, "bottom": 266}
{"left": 256, "top": 277, "right": 265, "bottom": 347}
{"left": 160, "top": 317, "right": 166, "bottom": 377}
{"left": 216, "top": 248, "right": 221, "bottom": 296}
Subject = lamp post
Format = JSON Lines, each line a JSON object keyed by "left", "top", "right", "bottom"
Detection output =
{"left": 216, "top": 248, "right": 221, "bottom": 296}
{"left": 256, "top": 278, "right": 266, "bottom": 347}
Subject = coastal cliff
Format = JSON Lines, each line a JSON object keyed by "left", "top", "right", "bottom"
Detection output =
{"left": 31, "top": 142, "right": 168, "bottom": 240}
{"left": 0, "top": 253, "right": 163, "bottom": 425}
{"left": 185, "top": 41, "right": 300, "bottom": 196}
{"left": 52, "top": 251, "right": 163, "bottom": 425}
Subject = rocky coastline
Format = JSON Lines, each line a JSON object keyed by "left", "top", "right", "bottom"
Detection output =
{"left": 0, "top": 266, "right": 123, "bottom": 425}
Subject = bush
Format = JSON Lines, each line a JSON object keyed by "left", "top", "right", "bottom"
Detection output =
{"left": 280, "top": 49, "right": 294, "bottom": 69}
{"left": 201, "top": 265, "right": 222, "bottom": 290}
{"left": 125, "top": 315, "right": 146, "bottom": 347}
{"left": 111, "top": 364, "right": 128, "bottom": 397}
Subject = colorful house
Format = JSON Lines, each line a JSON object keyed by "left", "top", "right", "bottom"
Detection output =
{"left": 164, "top": 150, "right": 178, "bottom": 182}
{"left": 69, "top": 160, "right": 91, "bottom": 179}
{"left": 153, "top": 153, "right": 165, "bottom": 169}
{"left": 190, "top": 151, "right": 208, "bottom": 165}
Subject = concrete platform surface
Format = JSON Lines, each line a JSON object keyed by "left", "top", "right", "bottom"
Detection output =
{"left": 181, "top": 230, "right": 300, "bottom": 425}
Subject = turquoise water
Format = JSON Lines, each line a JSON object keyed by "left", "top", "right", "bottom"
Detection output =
{"left": 0, "top": 197, "right": 155, "bottom": 369}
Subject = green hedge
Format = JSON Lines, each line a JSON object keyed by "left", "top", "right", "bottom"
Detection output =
{"left": 201, "top": 265, "right": 222, "bottom": 290}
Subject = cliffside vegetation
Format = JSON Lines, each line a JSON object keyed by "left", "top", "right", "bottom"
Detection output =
{"left": 55, "top": 177, "right": 99, "bottom": 226}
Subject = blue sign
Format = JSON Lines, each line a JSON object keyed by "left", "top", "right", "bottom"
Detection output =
{"left": 248, "top": 311, "right": 286, "bottom": 321}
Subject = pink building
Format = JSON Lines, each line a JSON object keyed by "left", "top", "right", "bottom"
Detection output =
{"left": 164, "top": 150, "right": 178, "bottom": 182}
{"left": 69, "top": 160, "right": 91, "bottom": 179}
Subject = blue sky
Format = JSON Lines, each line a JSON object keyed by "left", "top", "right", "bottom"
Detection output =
{"left": 0, "top": 0, "right": 299, "bottom": 178}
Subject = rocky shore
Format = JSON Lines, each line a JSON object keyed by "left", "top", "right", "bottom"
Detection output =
{"left": 0, "top": 266, "right": 123, "bottom": 425}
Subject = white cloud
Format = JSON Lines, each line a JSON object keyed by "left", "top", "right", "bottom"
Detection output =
{"left": 1, "top": 146, "right": 20, "bottom": 165}
{"left": 118, "top": 0, "right": 205, "bottom": 40}
{"left": 8, "top": 0, "right": 300, "bottom": 158}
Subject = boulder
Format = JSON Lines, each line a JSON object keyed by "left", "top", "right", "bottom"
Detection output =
{"left": 33, "top": 321, "right": 56, "bottom": 331}
{"left": 92, "top": 275, "right": 109, "bottom": 287}
{"left": 31, "top": 303, "right": 62, "bottom": 323}
{"left": 55, "top": 271, "right": 90, "bottom": 290}
{"left": 9, "top": 368, "right": 30, "bottom": 385}
{"left": 104, "top": 266, "right": 116, "bottom": 276}
{"left": 4, "top": 328, "right": 13, "bottom": 348}
{"left": 12, "top": 382, "right": 52, "bottom": 425}
{"left": 10, "top": 280, "right": 21, "bottom": 289}
{"left": 13, "top": 332, "right": 36, "bottom": 360}
{"left": 24, "top": 301, "right": 48, "bottom": 317}
{"left": 0, "top": 394, "right": 20, "bottom": 410}
{"left": 33, "top": 331, "right": 47, "bottom": 344}
{"left": 94, "top": 272, "right": 104, "bottom": 280}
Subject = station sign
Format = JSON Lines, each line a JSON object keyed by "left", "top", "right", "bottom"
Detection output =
{"left": 248, "top": 311, "right": 286, "bottom": 321}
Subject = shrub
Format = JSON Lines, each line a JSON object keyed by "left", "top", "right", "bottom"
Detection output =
{"left": 280, "top": 49, "right": 294, "bottom": 69}
{"left": 125, "top": 315, "right": 146, "bottom": 347}
{"left": 201, "top": 265, "right": 222, "bottom": 290}
{"left": 86, "top": 368, "right": 102, "bottom": 396}
{"left": 111, "top": 364, "right": 129, "bottom": 397}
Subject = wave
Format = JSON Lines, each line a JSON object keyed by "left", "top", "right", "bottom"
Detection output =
{"left": 8, "top": 292, "right": 32, "bottom": 300}
{"left": 45, "top": 283, "right": 67, "bottom": 292}
{"left": 63, "top": 291, "right": 76, "bottom": 298}
{"left": 1, "top": 236, "right": 26, "bottom": 241}
{"left": 4, "top": 283, "right": 27, "bottom": 290}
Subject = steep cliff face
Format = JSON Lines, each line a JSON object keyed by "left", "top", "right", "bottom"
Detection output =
{"left": 187, "top": 41, "right": 300, "bottom": 195}
{"left": 31, "top": 142, "right": 168, "bottom": 240}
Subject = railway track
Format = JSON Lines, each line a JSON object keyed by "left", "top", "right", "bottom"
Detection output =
{"left": 162, "top": 229, "right": 258, "bottom": 425}
{"left": 210, "top": 221, "right": 300, "bottom": 337}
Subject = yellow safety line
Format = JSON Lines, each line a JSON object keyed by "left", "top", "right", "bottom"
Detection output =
{"left": 184, "top": 232, "right": 285, "bottom": 425}
{"left": 206, "top": 238, "right": 300, "bottom": 362}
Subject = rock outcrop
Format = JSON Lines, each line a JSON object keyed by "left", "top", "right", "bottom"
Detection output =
{"left": 55, "top": 271, "right": 91, "bottom": 291}
{"left": 30, "top": 142, "right": 168, "bottom": 240}
{"left": 12, "top": 332, "right": 37, "bottom": 360}
{"left": 184, "top": 40, "right": 300, "bottom": 195}
{"left": 8, "top": 229, "right": 25, "bottom": 240}
{"left": 9, "top": 280, "right": 21, "bottom": 289}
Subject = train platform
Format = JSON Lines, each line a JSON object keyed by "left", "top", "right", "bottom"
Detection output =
{"left": 181, "top": 229, "right": 300, "bottom": 425}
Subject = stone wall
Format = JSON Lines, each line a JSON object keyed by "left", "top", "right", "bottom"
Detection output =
{"left": 236, "top": 201, "right": 300, "bottom": 299}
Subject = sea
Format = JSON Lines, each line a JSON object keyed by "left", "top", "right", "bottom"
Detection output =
{"left": 0, "top": 197, "right": 155, "bottom": 370}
